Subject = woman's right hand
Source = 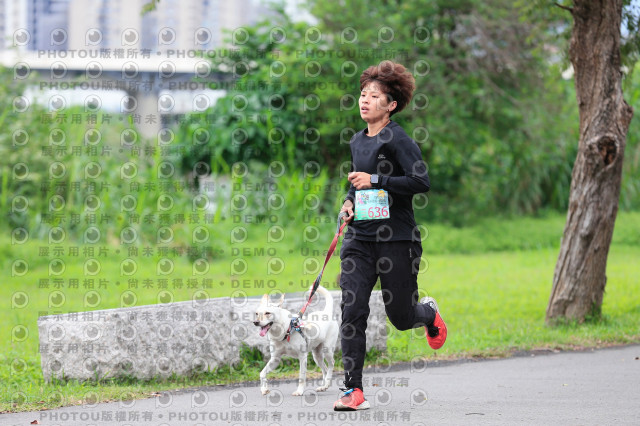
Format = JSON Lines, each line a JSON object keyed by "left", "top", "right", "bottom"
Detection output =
{"left": 340, "top": 200, "right": 355, "bottom": 224}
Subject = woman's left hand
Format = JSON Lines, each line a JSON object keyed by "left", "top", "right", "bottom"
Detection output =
{"left": 348, "top": 172, "right": 372, "bottom": 190}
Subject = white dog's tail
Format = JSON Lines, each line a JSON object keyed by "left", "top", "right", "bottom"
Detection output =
{"left": 313, "top": 285, "right": 334, "bottom": 314}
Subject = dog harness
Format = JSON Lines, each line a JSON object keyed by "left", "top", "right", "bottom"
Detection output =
{"left": 284, "top": 316, "right": 304, "bottom": 342}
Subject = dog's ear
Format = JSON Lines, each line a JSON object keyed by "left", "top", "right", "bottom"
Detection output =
{"left": 277, "top": 294, "right": 285, "bottom": 307}
{"left": 260, "top": 294, "right": 269, "bottom": 306}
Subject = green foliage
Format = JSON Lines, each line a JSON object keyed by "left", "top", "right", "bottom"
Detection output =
{"left": 2, "top": 0, "right": 639, "bottom": 245}
{"left": 140, "top": 0, "right": 161, "bottom": 15}
{"left": 517, "top": 0, "right": 640, "bottom": 212}
{"left": 0, "top": 67, "right": 218, "bottom": 253}
{"left": 175, "top": 7, "right": 362, "bottom": 172}
{"left": 621, "top": 0, "right": 640, "bottom": 69}
{"left": 173, "top": 0, "right": 607, "bottom": 225}
{"left": 307, "top": 0, "right": 586, "bottom": 223}
{"left": 621, "top": 66, "right": 640, "bottom": 210}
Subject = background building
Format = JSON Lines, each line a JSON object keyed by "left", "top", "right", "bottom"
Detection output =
{"left": 27, "top": 0, "right": 70, "bottom": 50}
{"left": 1, "top": 0, "right": 29, "bottom": 49}
{"left": 2, "top": 0, "right": 263, "bottom": 52}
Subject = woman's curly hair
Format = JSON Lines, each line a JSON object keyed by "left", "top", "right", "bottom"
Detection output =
{"left": 359, "top": 60, "right": 415, "bottom": 116}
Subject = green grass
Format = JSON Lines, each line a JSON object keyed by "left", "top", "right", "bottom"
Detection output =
{"left": 388, "top": 246, "right": 640, "bottom": 359}
{"left": 1, "top": 212, "right": 639, "bottom": 413}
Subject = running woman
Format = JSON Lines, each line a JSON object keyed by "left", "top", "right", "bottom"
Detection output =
{"left": 333, "top": 60, "right": 447, "bottom": 411}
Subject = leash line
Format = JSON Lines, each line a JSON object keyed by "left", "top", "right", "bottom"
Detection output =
{"left": 297, "top": 212, "right": 348, "bottom": 318}
{"left": 285, "top": 212, "right": 348, "bottom": 342}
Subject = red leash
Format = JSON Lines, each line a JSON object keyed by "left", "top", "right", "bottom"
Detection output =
{"left": 286, "top": 213, "right": 348, "bottom": 341}
{"left": 297, "top": 213, "right": 348, "bottom": 318}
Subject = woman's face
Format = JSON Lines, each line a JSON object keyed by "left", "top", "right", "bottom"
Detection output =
{"left": 359, "top": 82, "right": 396, "bottom": 123}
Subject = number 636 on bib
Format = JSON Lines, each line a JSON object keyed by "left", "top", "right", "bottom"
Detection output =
{"left": 354, "top": 189, "right": 390, "bottom": 221}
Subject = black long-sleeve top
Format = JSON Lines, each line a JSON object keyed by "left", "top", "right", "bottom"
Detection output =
{"left": 344, "top": 121, "right": 430, "bottom": 242}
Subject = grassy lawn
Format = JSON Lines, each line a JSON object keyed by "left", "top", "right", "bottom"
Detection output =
{"left": 388, "top": 246, "right": 640, "bottom": 359}
{"left": 1, "top": 212, "right": 639, "bottom": 413}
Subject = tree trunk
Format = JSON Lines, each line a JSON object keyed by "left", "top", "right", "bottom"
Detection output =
{"left": 546, "top": 0, "right": 633, "bottom": 322}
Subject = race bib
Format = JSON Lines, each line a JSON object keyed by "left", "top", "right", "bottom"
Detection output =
{"left": 354, "top": 189, "right": 390, "bottom": 221}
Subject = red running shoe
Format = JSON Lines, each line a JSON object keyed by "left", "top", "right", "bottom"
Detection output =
{"left": 421, "top": 297, "right": 447, "bottom": 350}
{"left": 333, "top": 388, "right": 370, "bottom": 411}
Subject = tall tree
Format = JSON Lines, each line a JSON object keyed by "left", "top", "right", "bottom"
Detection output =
{"left": 546, "top": 0, "right": 634, "bottom": 322}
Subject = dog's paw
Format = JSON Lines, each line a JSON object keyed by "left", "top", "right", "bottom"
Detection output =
{"left": 261, "top": 388, "right": 270, "bottom": 396}
{"left": 292, "top": 390, "right": 304, "bottom": 396}
{"left": 315, "top": 386, "right": 328, "bottom": 392}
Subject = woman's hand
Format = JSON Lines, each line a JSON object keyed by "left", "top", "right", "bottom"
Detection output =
{"left": 340, "top": 199, "right": 355, "bottom": 224}
{"left": 348, "top": 172, "right": 372, "bottom": 190}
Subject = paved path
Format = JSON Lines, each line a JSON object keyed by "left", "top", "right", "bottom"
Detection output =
{"left": 3, "top": 345, "right": 639, "bottom": 425}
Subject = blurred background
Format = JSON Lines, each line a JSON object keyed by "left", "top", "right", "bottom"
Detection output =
{"left": 1, "top": 0, "right": 639, "bottom": 237}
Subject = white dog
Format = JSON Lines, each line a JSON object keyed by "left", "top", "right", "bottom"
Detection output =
{"left": 253, "top": 286, "right": 339, "bottom": 396}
